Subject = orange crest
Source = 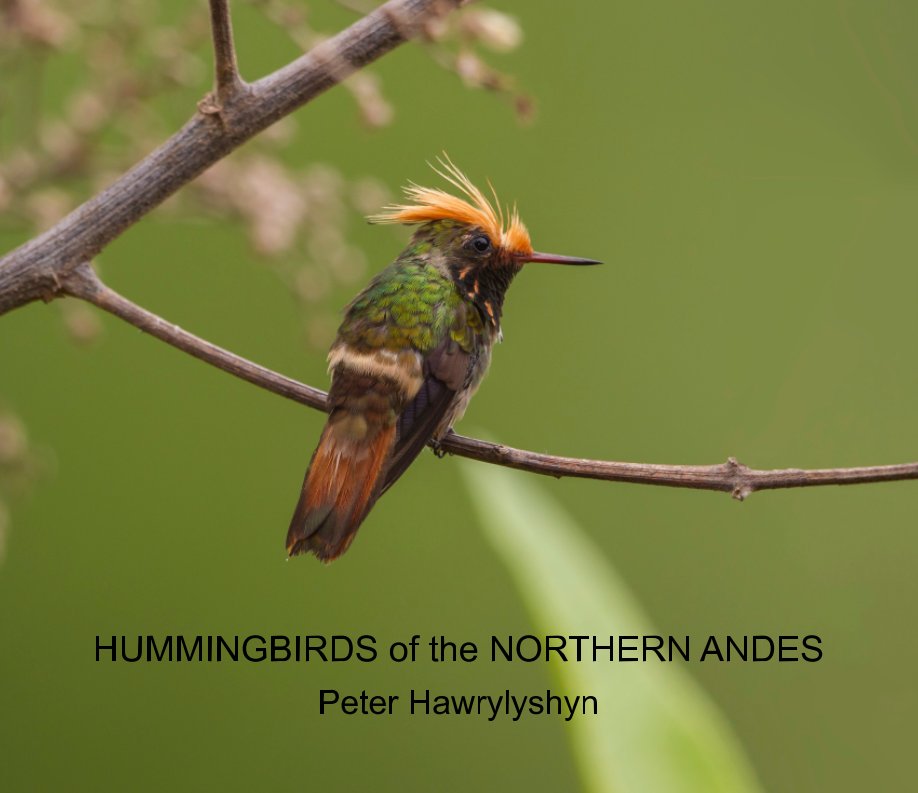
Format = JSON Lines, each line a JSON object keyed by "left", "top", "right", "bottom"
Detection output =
{"left": 370, "top": 156, "right": 534, "bottom": 256}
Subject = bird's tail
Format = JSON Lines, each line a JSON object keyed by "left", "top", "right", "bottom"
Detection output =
{"left": 286, "top": 414, "right": 396, "bottom": 562}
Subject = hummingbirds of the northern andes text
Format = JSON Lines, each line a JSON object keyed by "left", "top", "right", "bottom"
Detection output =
{"left": 286, "top": 158, "right": 599, "bottom": 562}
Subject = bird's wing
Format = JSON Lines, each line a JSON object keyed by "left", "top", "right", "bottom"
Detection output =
{"left": 381, "top": 336, "right": 471, "bottom": 494}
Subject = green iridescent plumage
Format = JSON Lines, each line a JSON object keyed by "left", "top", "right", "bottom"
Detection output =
{"left": 338, "top": 221, "right": 487, "bottom": 357}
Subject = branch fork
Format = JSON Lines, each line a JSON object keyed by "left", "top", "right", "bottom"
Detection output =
{"left": 208, "top": 1, "right": 244, "bottom": 102}
{"left": 3, "top": 0, "right": 917, "bottom": 503}
{"left": 0, "top": 0, "right": 464, "bottom": 316}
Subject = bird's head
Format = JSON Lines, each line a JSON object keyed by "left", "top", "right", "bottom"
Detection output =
{"left": 370, "top": 157, "right": 600, "bottom": 276}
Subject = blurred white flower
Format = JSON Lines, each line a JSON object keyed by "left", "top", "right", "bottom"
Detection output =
{"left": 463, "top": 8, "right": 523, "bottom": 53}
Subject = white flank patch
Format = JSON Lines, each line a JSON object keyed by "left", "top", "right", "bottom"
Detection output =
{"left": 327, "top": 343, "right": 424, "bottom": 399}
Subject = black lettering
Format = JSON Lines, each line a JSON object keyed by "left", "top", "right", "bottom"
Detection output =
{"left": 778, "top": 635, "right": 799, "bottom": 662}
{"left": 515, "top": 635, "right": 541, "bottom": 662}
{"left": 121, "top": 636, "right": 143, "bottom": 663}
{"left": 96, "top": 635, "right": 117, "bottom": 662}
{"left": 528, "top": 694, "right": 544, "bottom": 715}
{"left": 569, "top": 635, "right": 589, "bottom": 661}
{"left": 592, "top": 636, "right": 614, "bottom": 661}
{"left": 368, "top": 693, "right": 398, "bottom": 714}
{"left": 330, "top": 636, "right": 354, "bottom": 661}
{"left": 802, "top": 634, "right": 823, "bottom": 662}
{"left": 305, "top": 635, "right": 328, "bottom": 661}
{"left": 214, "top": 635, "right": 237, "bottom": 661}
{"left": 644, "top": 635, "right": 665, "bottom": 662}
{"left": 356, "top": 635, "right": 377, "bottom": 662}
{"left": 411, "top": 689, "right": 431, "bottom": 714}
{"left": 434, "top": 635, "right": 459, "bottom": 662}
{"left": 319, "top": 690, "right": 339, "bottom": 714}
{"left": 491, "top": 636, "right": 513, "bottom": 662}
{"left": 243, "top": 635, "right": 267, "bottom": 662}
{"left": 458, "top": 641, "right": 477, "bottom": 662}
{"left": 753, "top": 635, "right": 774, "bottom": 662}
{"left": 177, "top": 635, "right": 203, "bottom": 662}
{"left": 670, "top": 635, "right": 690, "bottom": 661}
{"left": 271, "top": 635, "right": 291, "bottom": 662}
{"left": 389, "top": 641, "right": 409, "bottom": 662}
{"left": 726, "top": 635, "right": 748, "bottom": 661}
{"left": 700, "top": 635, "right": 724, "bottom": 662}
{"left": 147, "top": 635, "right": 172, "bottom": 662}
{"left": 545, "top": 635, "right": 568, "bottom": 662}
{"left": 618, "top": 635, "right": 638, "bottom": 661}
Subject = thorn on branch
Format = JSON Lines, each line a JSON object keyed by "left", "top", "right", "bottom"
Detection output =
{"left": 39, "top": 269, "right": 63, "bottom": 303}
{"left": 197, "top": 93, "right": 226, "bottom": 118}
{"left": 724, "top": 457, "right": 752, "bottom": 501}
{"left": 731, "top": 484, "right": 752, "bottom": 501}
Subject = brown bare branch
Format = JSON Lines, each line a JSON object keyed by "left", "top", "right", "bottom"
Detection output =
{"left": 60, "top": 263, "right": 918, "bottom": 500}
{"left": 208, "top": 0, "right": 244, "bottom": 103}
{"left": 3, "top": 0, "right": 915, "bottom": 505}
{"left": 0, "top": 0, "right": 463, "bottom": 315}
{"left": 61, "top": 263, "right": 327, "bottom": 410}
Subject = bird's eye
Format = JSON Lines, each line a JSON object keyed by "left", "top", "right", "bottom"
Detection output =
{"left": 471, "top": 234, "right": 492, "bottom": 253}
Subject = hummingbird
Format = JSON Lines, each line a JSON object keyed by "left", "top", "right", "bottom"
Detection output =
{"left": 286, "top": 158, "right": 599, "bottom": 561}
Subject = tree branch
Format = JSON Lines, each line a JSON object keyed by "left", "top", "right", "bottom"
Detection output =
{"left": 5, "top": 0, "right": 916, "bottom": 505}
{"left": 61, "top": 263, "right": 327, "bottom": 410}
{"left": 208, "top": 0, "right": 244, "bottom": 103}
{"left": 0, "top": 0, "right": 462, "bottom": 315}
{"left": 60, "top": 263, "right": 918, "bottom": 500}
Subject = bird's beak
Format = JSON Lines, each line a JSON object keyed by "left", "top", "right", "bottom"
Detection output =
{"left": 519, "top": 251, "right": 602, "bottom": 266}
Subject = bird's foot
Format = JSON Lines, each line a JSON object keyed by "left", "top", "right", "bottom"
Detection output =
{"left": 430, "top": 439, "right": 448, "bottom": 459}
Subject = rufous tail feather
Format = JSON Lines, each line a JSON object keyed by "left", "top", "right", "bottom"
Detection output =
{"left": 286, "top": 421, "right": 395, "bottom": 562}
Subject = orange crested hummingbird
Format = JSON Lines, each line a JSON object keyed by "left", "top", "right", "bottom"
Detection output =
{"left": 286, "top": 159, "right": 599, "bottom": 561}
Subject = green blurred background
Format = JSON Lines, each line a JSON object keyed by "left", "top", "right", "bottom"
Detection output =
{"left": 2, "top": 1, "right": 917, "bottom": 790}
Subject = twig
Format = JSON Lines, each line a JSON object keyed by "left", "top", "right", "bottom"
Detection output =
{"left": 0, "top": 0, "right": 462, "bottom": 315}
{"left": 208, "top": 0, "right": 243, "bottom": 103}
{"left": 4, "top": 0, "right": 917, "bottom": 504}
{"left": 61, "top": 263, "right": 918, "bottom": 500}
{"left": 62, "top": 263, "right": 327, "bottom": 411}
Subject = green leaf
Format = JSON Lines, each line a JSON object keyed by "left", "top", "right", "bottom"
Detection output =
{"left": 458, "top": 457, "right": 765, "bottom": 793}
